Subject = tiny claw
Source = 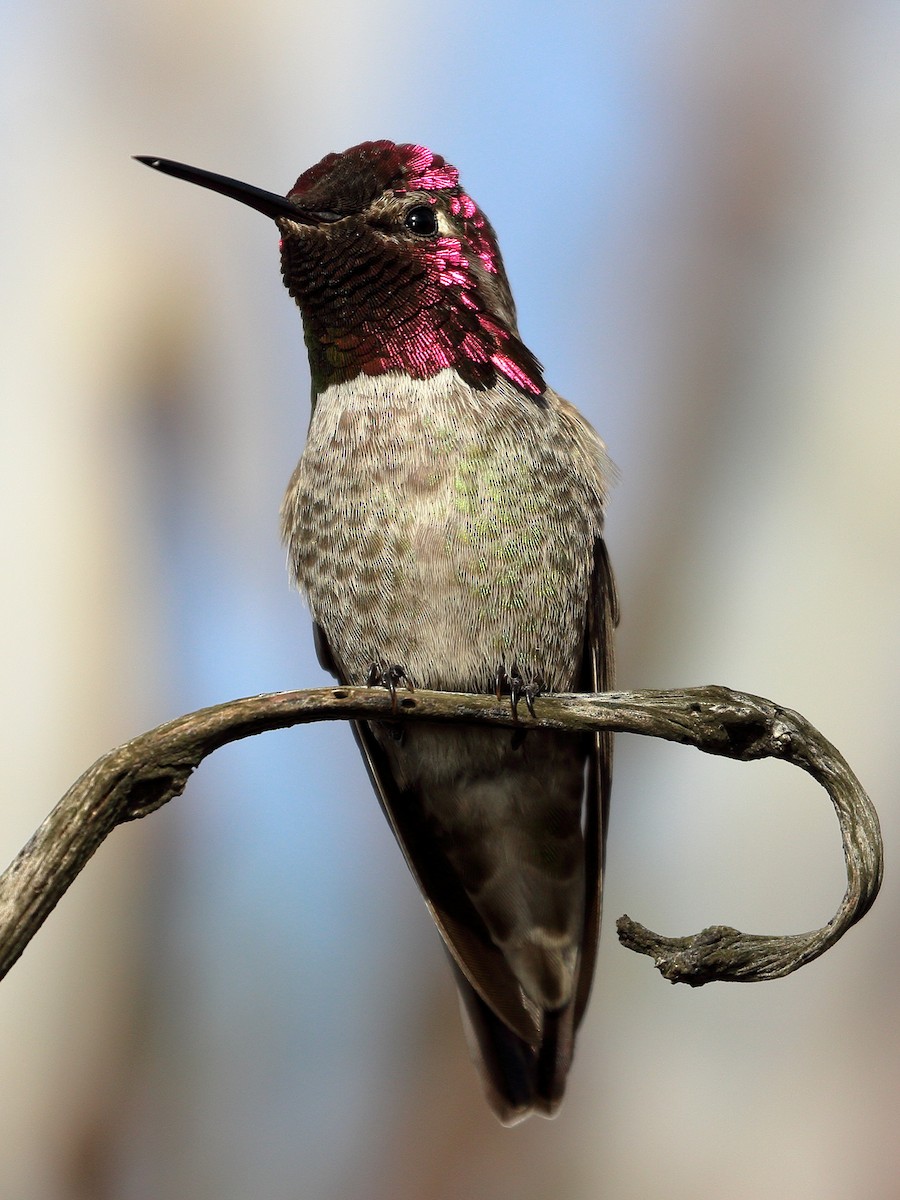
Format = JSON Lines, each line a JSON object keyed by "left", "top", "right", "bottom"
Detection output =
{"left": 508, "top": 667, "right": 525, "bottom": 721}
{"left": 367, "top": 662, "right": 413, "bottom": 715}
{"left": 494, "top": 660, "right": 544, "bottom": 747}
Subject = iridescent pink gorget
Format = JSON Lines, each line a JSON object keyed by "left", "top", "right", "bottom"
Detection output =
{"left": 281, "top": 140, "right": 546, "bottom": 397}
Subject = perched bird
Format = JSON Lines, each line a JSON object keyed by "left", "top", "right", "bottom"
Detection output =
{"left": 137, "top": 142, "right": 618, "bottom": 1123}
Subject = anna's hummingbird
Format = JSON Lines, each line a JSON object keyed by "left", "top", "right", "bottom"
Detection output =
{"left": 137, "top": 141, "right": 617, "bottom": 1123}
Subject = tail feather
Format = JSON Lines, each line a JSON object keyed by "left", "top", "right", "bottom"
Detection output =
{"left": 451, "top": 959, "right": 574, "bottom": 1124}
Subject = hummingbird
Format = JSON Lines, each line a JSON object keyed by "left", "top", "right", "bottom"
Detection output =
{"left": 136, "top": 142, "right": 618, "bottom": 1123}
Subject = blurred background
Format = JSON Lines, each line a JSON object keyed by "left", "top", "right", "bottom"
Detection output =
{"left": 2, "top": 3, "right": 899, "bottom": 1197}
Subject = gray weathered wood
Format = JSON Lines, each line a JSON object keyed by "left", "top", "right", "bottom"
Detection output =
{"left": 0, "top": 685, "right": 882, "bottom": 986}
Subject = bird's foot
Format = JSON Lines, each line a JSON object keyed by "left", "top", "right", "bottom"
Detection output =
{"left": 366, "top": 662, "right": 414, "bottom": 715}
{"left": 494, "top": 661, "right": 543, "bottom": 720}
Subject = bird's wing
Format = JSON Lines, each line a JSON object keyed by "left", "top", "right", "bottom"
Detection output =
{"left": 574, "top": 535, "right": 618, "bottom": 1026}
{"left": 350, "top": 717, "right": 542, "bottom": 1044}
{"left": 312, "top": 621, "right": 540, "bottom": 1044}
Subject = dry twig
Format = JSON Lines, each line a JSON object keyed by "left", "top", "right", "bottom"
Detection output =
{"left": 0, "top": 684, "right": 881, "bottom": 986}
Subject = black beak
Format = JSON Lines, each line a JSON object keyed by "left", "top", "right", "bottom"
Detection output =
{"left": 134, "top": 156, "right": 341, "bottom": 224}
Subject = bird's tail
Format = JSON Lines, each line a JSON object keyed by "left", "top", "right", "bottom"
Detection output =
{"left": 451, "top": 960, "right": 574, "bottom": 1125}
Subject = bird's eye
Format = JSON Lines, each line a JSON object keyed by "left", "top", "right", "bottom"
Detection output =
{"left": 405, "top": 205, "right": 438, "bottom": 236}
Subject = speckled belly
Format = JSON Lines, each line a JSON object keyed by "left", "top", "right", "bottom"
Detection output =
{"left": 280, "top": 372, "right": 601, "bottom": 691}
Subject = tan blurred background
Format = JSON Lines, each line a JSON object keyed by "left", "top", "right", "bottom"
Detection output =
{"left": 2, "top": 3, "right": 899, "bottom": 1197}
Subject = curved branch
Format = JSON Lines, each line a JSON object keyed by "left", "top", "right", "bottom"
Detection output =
{"left": 0, "top": 684, "right": 882, "bottom": 987}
